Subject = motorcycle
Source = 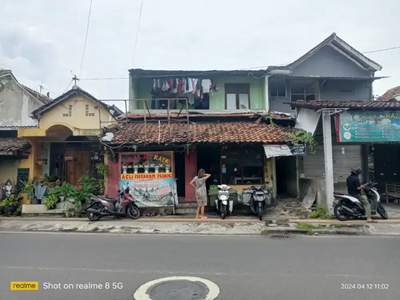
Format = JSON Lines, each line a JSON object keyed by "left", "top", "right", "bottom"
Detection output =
{"left": 86, "top": 187, "right": 140, "bottom": 221}
{"left": 215, "top": 184, "right": 234, "bottom": 219}
{"left": 247, "top": 186, "right": 270, "bottom": 221}
{"left": 333, "top": 182, "right": 389, "bottom": 221}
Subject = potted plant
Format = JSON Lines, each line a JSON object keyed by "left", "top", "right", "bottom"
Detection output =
{"left": 43, "top": 194, "right": 58, "bottom": 209}
{"left": 0, "top": 195, "right": 22, "bottom": 216}
{"left": 48, "top": 182, "right": 76, "bottom": 202}
{"left": 21, "top": 180, "right": 35, "bottom": 204}
{"left": 122, "top": 161, "right": 128, "bottom": 174}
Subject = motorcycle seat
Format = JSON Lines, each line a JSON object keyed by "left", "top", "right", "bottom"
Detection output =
{"left": 98, "top": 196, "right": 117, "bottom": 204}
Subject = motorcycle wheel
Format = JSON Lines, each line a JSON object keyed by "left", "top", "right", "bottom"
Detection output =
{"left": 334, "top": 204, "right": 350, "bottom": 221}
{"left": 86, "top": 203, "right": 102, "bottom": 221}
{"left": 221, "top": 205, "right": 227, "bottom": 220}
{"left": 258, "top": 202, "right": 263, "bottom": 221}
{"left": 377, "top": 204, "right": 389, "bottom": 219}
{"left": 126, "top": 203, "right": 141, "bottom": 219}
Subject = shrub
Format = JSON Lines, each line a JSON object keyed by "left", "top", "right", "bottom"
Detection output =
{"left": 309, "top": 204, "right": 329, "bottom": 219}
{"left": 43, "top": 194, "right": 58, "bottom": 209}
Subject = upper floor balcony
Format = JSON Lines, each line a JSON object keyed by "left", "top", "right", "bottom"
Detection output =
{"left": 128, "top": 69, "right": 269, "bottom": 113}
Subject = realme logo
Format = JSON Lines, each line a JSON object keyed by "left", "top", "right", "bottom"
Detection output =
{"left": 10, "top": 282, "right": 39, "bottom": 290}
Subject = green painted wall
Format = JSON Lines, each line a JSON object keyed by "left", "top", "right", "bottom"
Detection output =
{"left": 210, "top": 76, "right": 265, "bottom": 110}
{"left": 133, "top": 75, "right": 265, "bottom": 110}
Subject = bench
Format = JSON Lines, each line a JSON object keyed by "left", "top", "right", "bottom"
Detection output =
{"left": 385, "top": 182, "right": 400, "bottom": 203}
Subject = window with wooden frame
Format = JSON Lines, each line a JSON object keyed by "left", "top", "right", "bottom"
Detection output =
{"left": 225, "top": 84, "right": 250, "bottom": 110}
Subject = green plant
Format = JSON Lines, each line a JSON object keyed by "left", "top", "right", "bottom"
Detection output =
{"left": 96, "top": 163, "right": 110, "bottom": 194}
{"left": 21, "top": 179, "right": 35, "bottom": 200}
{"left": 286, "top": 129, "right": 318, "bottom": 155}
{"left": 70, "top": 184, "right": 92, "bottom": 209}
{"left": 47, "top": 182, "right": 76, "bottom": 198}
{"left": 309, "top": 204, "right": 329, "bottom": 219}
{"left": 0, "top": 195, "right": 22, "bottom": 207}
{"left": 14, "top": 206, "right": 22, "bottom": 216}
{"left": 43, "top": 194, "right": 58, "bottom": 209}
{"left": 78, "top": 174, "right": 100, "bottom": 195}
{"left": 265, "top": 116, "right": 275, "bottom": 126}
{"left": 296, "top": 223, "right": 326, "bottom": 230}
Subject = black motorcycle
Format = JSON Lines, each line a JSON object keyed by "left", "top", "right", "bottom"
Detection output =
{"left": 245, "top": 186, "right": 270, "bottom": 221}
{"left": 86, "top": 187, "right": 140, "bottom": 221}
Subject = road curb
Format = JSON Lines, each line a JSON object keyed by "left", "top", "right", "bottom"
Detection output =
{"left": 265, "top": 228, "right": 367, "bottom": 236}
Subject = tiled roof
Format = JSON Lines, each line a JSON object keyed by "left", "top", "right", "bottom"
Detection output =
{"left": 289, "top": 100, "right": 400, "bottom": 110}
{"left": 0, "top": 138, "right": 30, "bottom": 152}
{"left": 32, "top": 86, "right": 111, "bottom": 118}
{"left": 21, "top": 84, "right": 52, "bottom": 104}
{"left": 379, "top": 86, "right": 400, "bottom": 101}
{"left": 0, "top": 69, "right": 12, "bottom": 76}
{"left": 110, "top": 120, "right": 293, "bottom": 144}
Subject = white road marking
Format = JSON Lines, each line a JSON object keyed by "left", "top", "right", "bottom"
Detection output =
{"left": 133, "top": 276, "right": 220, "bottom": 300}
{"left": 3, "top": 266, "right": 386, "bottom": 279}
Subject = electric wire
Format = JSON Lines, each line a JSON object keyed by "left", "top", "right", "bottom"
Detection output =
{"left": 79, "top": 0, "right": 93, "bottom": 78}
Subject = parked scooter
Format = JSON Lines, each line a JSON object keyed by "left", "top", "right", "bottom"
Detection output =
{"left": 215, "top": 184, "right": 234, "bottom": 219}
{"left": 248, "top": 186, "right": 270, "bottom": 221}
{"left": 86, "top": 187, "right": 140, "bottom": 221}
{"left": 333, "top": 182, "right": 388, "bottom": 221}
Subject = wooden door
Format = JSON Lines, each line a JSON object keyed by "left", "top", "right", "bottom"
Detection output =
{"left": 66, "top": 151, "right": 91, "bottom": 185}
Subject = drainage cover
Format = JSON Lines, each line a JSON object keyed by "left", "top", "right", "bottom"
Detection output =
{"left": 149, "top": 280, "right": 208, "bottom": 300}
{"left": 133, "top": 276, "right": 220, "bottom": 300}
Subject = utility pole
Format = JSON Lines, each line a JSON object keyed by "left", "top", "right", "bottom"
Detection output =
{"left": 319, "top": 108, "right": 348, "bottom": 214}
{"left": 321, "top": 109, "right": 334, "bottom": 214}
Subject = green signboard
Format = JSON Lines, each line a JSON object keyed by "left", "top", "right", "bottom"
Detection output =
{"left": 337, "top": 111, "right": 400, "bottom": 142}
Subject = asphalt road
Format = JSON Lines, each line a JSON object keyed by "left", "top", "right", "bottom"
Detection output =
{"left": 0, "top": 232, "right": 399, "bottom": 300}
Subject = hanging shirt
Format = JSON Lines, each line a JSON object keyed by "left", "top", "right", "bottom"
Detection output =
{"left": 178, "top": 79, "right": 183, "bottom": 94}
{"left": 187, "top": 77, "right": 194, "bottom": 93}
{"left": 192, "top": 78, "right": 198, "bottom": 94}
{"left": 202, "top": 79, "right": 212, "bottom": 93}
{"left": 182, "top": 78, "right": 187, "bottom": 93}
{"left": 188, "top": 94, "right": 195, "bottom": 105}
{"left": 173, "top": 78, "right": 178, "bottom": 94}
{"left": 196, "top": 79, "right": 201, "bottom": 97}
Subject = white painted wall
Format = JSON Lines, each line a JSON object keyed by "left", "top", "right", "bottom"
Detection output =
{"left": 0, "top": 77, "right": 42, "bottom": 127}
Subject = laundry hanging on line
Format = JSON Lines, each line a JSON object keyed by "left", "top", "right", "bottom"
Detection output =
{"left": 151, "top": 77, "right": 220, "bottom": 99}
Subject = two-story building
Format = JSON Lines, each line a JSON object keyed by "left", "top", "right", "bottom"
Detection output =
{"left": 103, "top": 32, "right": 383, "bottom": 211}
{"left": 268, "top": 32, "right": 382, "bottom": 113}
{"left": 0, "top": 69, "right": 51, "bottom": 196}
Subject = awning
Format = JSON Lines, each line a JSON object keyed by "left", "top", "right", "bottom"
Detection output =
{"left": 294, "top": 108, "right": 321, "bottom": 135}
{"left": 263, "top": 144, "right": 305, "bottom": 158}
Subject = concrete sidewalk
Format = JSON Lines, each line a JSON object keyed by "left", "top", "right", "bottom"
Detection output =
{"left": 1, "top": 215, "right": 400, "bottom": 236}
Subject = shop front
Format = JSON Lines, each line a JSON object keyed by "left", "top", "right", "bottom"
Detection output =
{"left": 118, "top": 151, "right": 176, "bottom": 207}
{"left": 336, "top": 109, "right": 400, "bottom": 197}
{"left": 103, "top": 115, "right": 297, "bottom": 210}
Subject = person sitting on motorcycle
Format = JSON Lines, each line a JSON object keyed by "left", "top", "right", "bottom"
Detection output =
{"left": 346, "top": 167, "right": 376, "bottom": 223}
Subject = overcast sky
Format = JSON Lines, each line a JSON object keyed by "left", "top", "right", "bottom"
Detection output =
{"left": 1, "top": 0, "right": 399, "bottom": 107}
